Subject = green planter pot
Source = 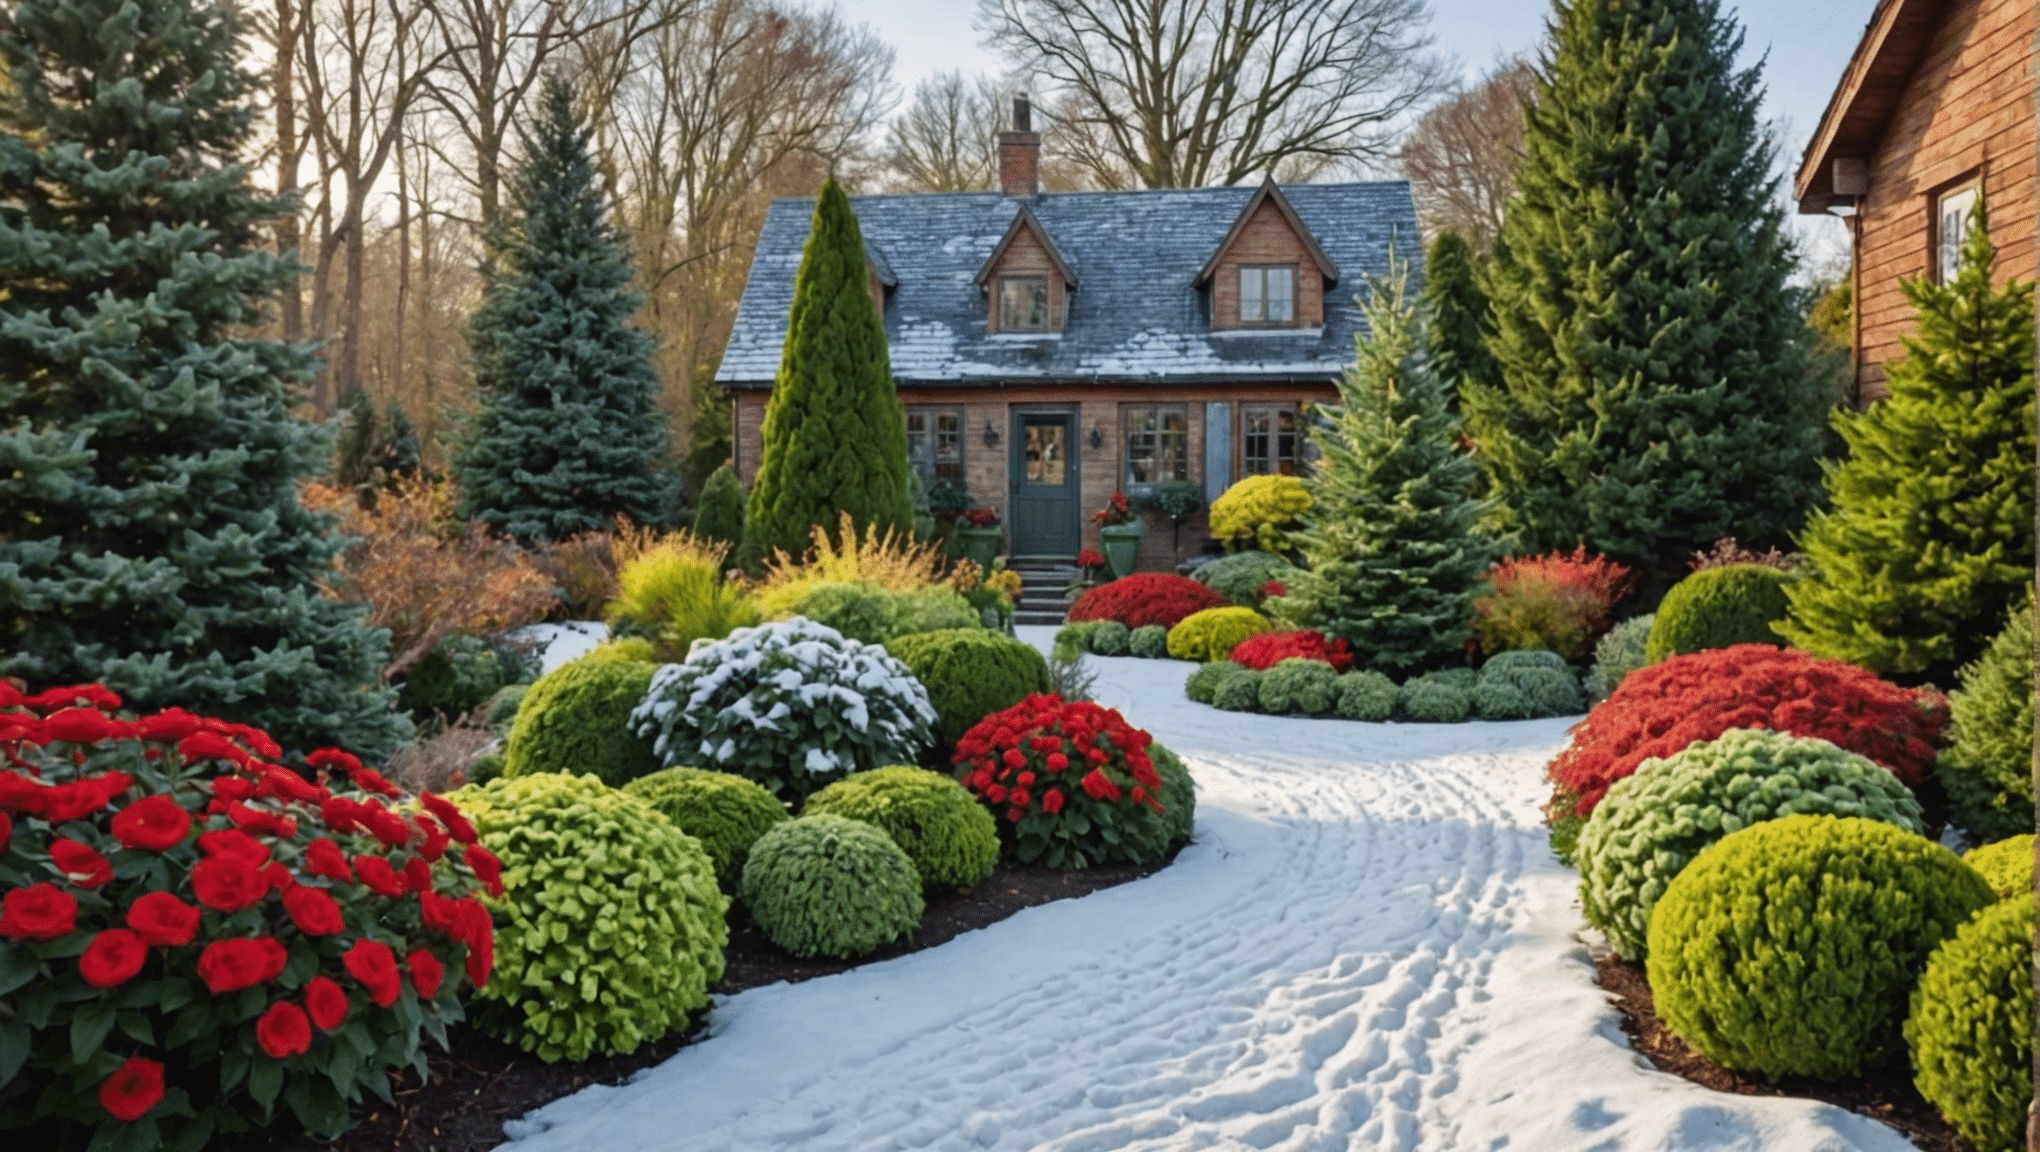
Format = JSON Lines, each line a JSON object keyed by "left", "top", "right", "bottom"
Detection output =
{"left": 1099, "top": 523, "right": 1144, "bottom": 579}
{"left": 956, "top": 525, "right": 1004, "bottom": 570}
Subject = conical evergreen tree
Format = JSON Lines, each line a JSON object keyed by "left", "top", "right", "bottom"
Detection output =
{"left": 455, "top": 75, "right": 678, "bottom": 543}
{"left": 1268, "top": 259, "right": 1497, "bottom": 673}
{"left": 1775, "top": 207, "right": 2035, "bottom": 684}
{"left": 743, "top": 179, "right": 912, "bottom": 558}
{"left": 0, "top": 0, "right": 408, "bottom": 760}
{"left": 1421, "top": 229, "right": 1498, "bottom": 410}
{"left": 1464, "top": 0, "right": 1825, "bottom": 594}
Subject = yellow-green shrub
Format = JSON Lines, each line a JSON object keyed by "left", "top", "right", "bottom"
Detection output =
{"left": 622, "top": 767, "right": 789, "bottom": 890}
{"left": 1166, "top": 607, "right": 1272, "bottom": 662}
{"left": 605, "top": 540, "right": 759, "bottom": 662}
{"left": 1208, "top": 475, "right": 1311, "bottom": 553}
{"left": 1963, "top": 835, "right": 2034, "bottom": 902}
{"left": 502, "top": 653, "right": 660, "bottom": 786}
{"left": 1906, "top": 896, "right": 2034, "bottom": 1152}
{"left": 803, "top": 766, "right": 999, "bottom": 891}
{"left": 1644, "top": 564, "right": 1792, "bottom": 663}
{"left": 739, "top": 814, "right": 925, "bottom": 958}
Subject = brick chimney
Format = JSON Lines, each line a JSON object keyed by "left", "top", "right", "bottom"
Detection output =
{"left": 997, "top": 94, "right": 1040, "bottom": 197}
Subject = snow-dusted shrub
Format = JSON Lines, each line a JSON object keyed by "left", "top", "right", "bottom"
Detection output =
{"left": 739, "top": 814, "right": 924, "bottom": 958}
{"left": 629, "top": 618, "right": 936, "bottom": 803}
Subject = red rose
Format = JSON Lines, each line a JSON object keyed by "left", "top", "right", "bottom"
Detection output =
{"left": 319, "top": 796, "right": 367, "bottom": 835}
{"left": 133, "top": 709, "right": 205, "bottom": 744}
{"left": 304, "top": 975, "right": 349, "bottom": 1031}
{"left": 111, "top": 796, "right": 192, "bottom": 852}
{"left": 0, "top": 812, "right": 10, "bottom": 853}
{"left": 352, "top": 766, "right": 403, "bottom": 799}
{"left": 190, "top": 856, "right": 268, "bottom": 912}
{"left": 178, "top": 731, "right": 253, "bottom": 768}
{"left": 98, "top": 1056, "right": 163, "bottom": 1122}
{"left": 1080, "top": 769, "right": 1121, "bottom": 802}
{"left": 226, "top": 801, "right": 296, "bottom": 840}
{"left": 463, "top": 844, "right": 503, "bottom": 898}
{"left": 0, "top": 883, "right": 77, "bottom": 940}
{"left": 303, "top": 838, "right": 352, "bottom": 884}
{"left": 0, "top": 771, "right": 50, "bottom": 817}
{"left": 1010, "top": 788, "right": 1031, "bottom": 808}
{"left": 78, "top": 928, "right": 149, "bottom": 987}
{"left": 1042, "top": 789, "right": 1065, "bottom": 814}
{"left": 363, "top": 805, "right": 416, "bottom": 850}
{"left": 281, "top": 884, "right": 346, "bottom": 936}
{"left": 211, "top": 777, "right": 256, "bottom": 804}
{"left": 1002, "top": 749, "right": 1026, "bottom": 768}
{"left": 197, "top": 937, "right": 288, "bottom": 993}
{"left": 42, "top": 773, "right": 133, "bottom": 822}
{"left": 126, "top": 892, "right": 200, "bottom": 946}
{"left": 463, "top": 907, "right": 494, "bottom": 989}
{"left": 407, "top": 949, "right": 444, "bottom": 998}
{"left": 23, "top": 683, "right": 122, "bottom": 712}
{"left": 197, "top": 828, "right": 270, "bottom": 868}
{"left": 252, "top": 765, "right": 328, "bottom": 805}
{"left": 305, "top": 748, "right": 364, "bottom": 778}
{"left": 50, "top": 838, "right": 112, "bottom": 888}
{"left": 343, "top": 938, "right": 402, "bottom": 1006}
{"left": 40, "top": 707, "right": 124, "bottom": 745}
{"left": 209, "top": 720, "right": 281, "bottom": 760}
{"left": 353, "top": 855, "right": 408, "bottom": 898}
{"left": 421, "top": 792, "right": 478, "bottom": 845}
{"left": 985, "top": 784, "right": 1007, "bottom": 804}
{"left": 414, "top": 814, "right": 450, "bottom": 862}
{"left": 419, "top": 890, "right": 462, "bottom": 937}
{"left": 255, "top": 1000, "right": 312, "bottom": 1058}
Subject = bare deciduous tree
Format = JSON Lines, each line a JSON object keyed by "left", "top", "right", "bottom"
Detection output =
{"left": 1398, "top": 56, "right": 1536, "bottom": 249}
{"left": 979, "top": 0, "right": 1447, "bottom": 189}
{"left": 883, "top": 70, "right": 1003, "bottom": 193}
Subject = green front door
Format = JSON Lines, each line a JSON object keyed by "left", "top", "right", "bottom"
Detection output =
{"left": 1008, "top": 410, "right": 1080, "bottom": 558}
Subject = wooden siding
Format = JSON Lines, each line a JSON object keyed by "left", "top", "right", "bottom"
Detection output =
{"left": 1853, "top": 0, "right": 2036, "bottom": 401}
{"left": 983, "top": 226, "right": 1068, "bottom": 334}
{"left": 1210, "top": 199, "right": 1328, "bottom": 330}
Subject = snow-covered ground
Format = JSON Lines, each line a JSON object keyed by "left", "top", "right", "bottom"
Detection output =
{"left": 492, "top": 626, "right": 1923, "bottom": 1152}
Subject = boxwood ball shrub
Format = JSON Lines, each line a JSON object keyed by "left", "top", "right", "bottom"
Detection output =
{"left": 1584, "top": 613, "right": 1655, "bottom": 705}
{"left": 1129, "top": 625, "right": 1170, "bottom": 659}
{"left": 1336, "top": 670, "right": 1399, "bottom": 721}
{"left": 1644, "top": 564, "right": 1792, "bottom": 664}
{"left": 954, "top": 694, "right": 1171, "bottom": 868}
{"left": 1089, "top": 620, "right": 1132, "bottom": 656}
{"left": 1185, "top": 661, "right": 1246, "bottom": 705}
{"left": 1067, "top": 573, "right": 1228, "bottom": 630}
{"left": 1936, "top": 591, "right": 2034, "bottom": 844}
{"left": 1646, "top": 815, "right": 1993, "bottom": 1080}
{"left": 1191, "top": 550, "right": 1294, "bottom": 606}
{"left": 803, "top": 766, "right": 999, "bottom": 891}
{"left": 1166, "top": 607, "right": 1273, "bottom": 663}
{"left": 1052, "top": 620, "right": 1105, "bottom": 663}
{"left": 884, "top": 629, "right": 1052, "bottom": 748}
{"left": 1575, "top": 728, "right": 1927, "bottom": 959}
{"left": 1905, "top": 895, "right": 2035, "bottom": 1152}
{"left": 1212, "top": 667, "right": 1264, "bottom": 712}
{"left": 630, "top": 618, "right": 937, "bottom": 803}
{"left": 501, "top": 653, "right": 660, "bottom": 786}
{"left": 1471, "top": 664, "right": 1584, "bottom": 721}
{"left": 739, "top": 814, "right": 925, "bottom": 958}
{"left": 454, "top": 773, "right": 725, "bottom": 1062}
{"left": 620, "top": 767, "right": 788, "bottom": 891}
{"left": 1962, "top": 835, "right": 2034, "bottom": 902}
{"left": 1481, "top": 648, "right": 1567, "bottom": 674}
{"left": 1399, "top": 677, "right": 1471, "bottom": 723}
{"left": 1258, "top": 658, "right": 1340, "bottom": 715}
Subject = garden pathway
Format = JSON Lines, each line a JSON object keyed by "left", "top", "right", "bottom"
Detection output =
{"left": 493, "top": 630, "right": 1922, "bottom": 1152}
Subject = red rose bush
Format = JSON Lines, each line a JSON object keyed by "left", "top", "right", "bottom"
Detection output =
{"left": 0, "top": 682, "right": 496, "bottom": 1148}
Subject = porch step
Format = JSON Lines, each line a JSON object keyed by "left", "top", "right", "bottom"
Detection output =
{"left": 1008, "top": 562, "right": 1079, "bottom": 627}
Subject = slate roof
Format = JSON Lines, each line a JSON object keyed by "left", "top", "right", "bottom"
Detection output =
{"left": 716, "top": 182, "right": 1421, "bottom": 389}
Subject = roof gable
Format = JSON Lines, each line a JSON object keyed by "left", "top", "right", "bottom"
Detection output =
{"left": 1795, "top": 0, "right": 1938, "bottom": 213}
{"left": 1195, "top": 177, "right": 1340, "bottom": 287}
{"left": 974, "top": 204, "right": 1077, "bottom": 287}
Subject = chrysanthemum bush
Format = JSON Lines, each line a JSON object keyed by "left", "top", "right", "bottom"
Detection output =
{"left": 1067, "top": 574, "right": 1227, "bottom": 630}
{"left": 953, "top": 695, "right": 1171, "bottom": 869}
{"left": 0, "top": 683, "right": 497, "bottom": 1149}
{"left": 1227, "top": 631, "right": 1355, "bottom": 673}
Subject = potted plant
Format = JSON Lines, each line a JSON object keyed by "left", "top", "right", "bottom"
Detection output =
{"left": 955, "top": 505, "right": 1004, "bottom": 569}
{"left": 1067, "top": 548, "right": 1106, "bottom": 602}
{"left": 1093, "top": 492, "right": 1143, "bottom": 579}
{"left": 1130, "top": 480, "right": 1206, "bottom": 556}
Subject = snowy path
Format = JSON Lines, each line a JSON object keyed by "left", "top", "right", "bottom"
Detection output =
{"left": 494, "top": 631, "right": 1923, "bottom": 1152}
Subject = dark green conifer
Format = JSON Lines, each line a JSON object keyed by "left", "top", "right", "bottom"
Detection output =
{"left": 1421, "top": 229, "right": 1498, "bottom": 410}
{"left": 692, "top": 463, "right": 747, "bottom": 550}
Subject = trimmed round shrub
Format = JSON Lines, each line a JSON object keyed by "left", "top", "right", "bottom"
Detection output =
{"left": 1906, "top": 896, "right": 2034, "bottom": 1152}
{"left": 1646, "top": 815, "right": 1994, "bottom": 1080}
{"left": 1191, "top": 550, "right": 1294, "bottom": 605}
{"left": 1129, "top": 624, "right": 1170, "bottom": 658}
{"left": 457, "top": 772, "right": 728, "bottom": 1062}
{"left": 583, "top": 636, "right": 658, "bottom": 663}
{"left": 1212, "top": 667, "right": 1264, "bottom": 712}
{"left": 1399, "top": 677, "right": 1470, "bottom": 723}
{"left": 1229, "top": 629, "right": 1355, "bottom": 672}
{"left": 954, "top": 694, "right": 1171, "bottom": 868}
{"left": 1481, "top": 648, "right": 1567, "bottom": 674}
{"left": 1472, "top": 665, "right": 1584, "bottom": 720}
{"left": 1052, "top": 620, "right": 1105, "bottom": 662}
{"left": 1645, "top": 564, "right": 1792, "bottom": 663}
{"left": 885, "top": 629, "right": 1052, "bottom": 747}
{"left": 1258, "top": 658, "right": 1339, "bottom": 715}
{"left": 1576, "top": 728, "right": 1927, "bottom": 959}
{"left": 803, "top": 766, "right": 999, "bottom": 891}
{"left": 1068, "top": 573, "right": 1228, "bottom": 629}
{"left": 1185, "top": 660, "right": 1246, "bottom": 705}
{"left": 1336, "top": 670, "right": 1398, "bottom": 721}
{"left": 630, "top": 618, "right": 937, "bottom": 803}
{"left": 1584, "top": 613, "right": 1654, "bottom": 705}
{"left": 784, "top": 580, "right": 981, "bottom": 645}
{"left": 502, "top": 653, "right": 660, "bottom": 786}
{"left": 1208, "top": 475, "right": 1312, "bottom": 553}
{"left": 739, "top": 814, "right": 925, "bottom": 958}
{"left": 1089, "top": 620, "right": 1131, "bottom": 656}
{"left": 622, "top": 767, "right": 789, "bottom": 890}
{"left": 1962, "top": 835, "right": 2034, "bottom": 902}
{"left": 1148, "top": 744, "right": 1197, "bottom": 849}
{"left": 1937, "top": 590, "right": 2034, "bottom": 844}
{"left": 1166, "top": 606, "right": 1273, "bottom": 662}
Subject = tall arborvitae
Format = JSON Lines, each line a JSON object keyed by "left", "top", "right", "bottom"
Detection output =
{"left": 1775, "top": 207, "right": 2035, "bottom": 685}
{"left": 1464, "top": 0, "right": 1825, "bottom": 593}
{"left": 743, "top": 179, "right": 913, "bottom": 558}
{"left": 456, "top": 75, "right": 678, "bottom": 542}
{"left": 0, "top": 0, "right": 408, "bottom": 759}
{"left": 1421, "top": 229, "right": 1498, "bottom": 410}
{"left": 1268, "top": 259, "right": 1496, "bottom": 673}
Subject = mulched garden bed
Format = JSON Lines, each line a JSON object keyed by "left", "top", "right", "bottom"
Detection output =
{"left": 216, "top": 850, "right": 1181, "bottom": 1152}
{"left": 1593, "top": 950, "right": 1969, "bottom": 1152}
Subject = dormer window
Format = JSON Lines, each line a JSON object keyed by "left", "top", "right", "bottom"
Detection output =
{"left": 1239, "top": 265, "right": 1297, "bottom": 325}
{"left": 1000, "top": 275, "right": 1049, "bottom": 330}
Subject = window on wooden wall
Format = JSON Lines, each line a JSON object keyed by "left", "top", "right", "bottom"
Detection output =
{"left": 1934, "top": 180, "right": 1979, "bottom": 285}
{"left": 999, "top": 276, "right": 1049, "bottom": 330}
{"left": 1239, "top": 265, "right": 1297, "bottom": 325}
{"left": 1124, "top": 404, "right": 1188, "bottom": 485}
{"left": 905, "top": 406, "right": 963, "bottom": 479}
{"left": 1241, "top": 405, "right": 1302, "bottom": 475}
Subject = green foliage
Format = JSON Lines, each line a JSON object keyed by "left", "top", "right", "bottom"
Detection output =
{"left": 1269, "top": 259, "right": 1494, "bottom": 673}
{"left": 0, "top": 0, "right": 410, "bottom": 762}
{"left": 466, "top": 751, "right": 506, "bottom": 786}
{"left": 459, "top": 772, "right": 728, "bottom": 1062}
{"left": 883, "top": 629, "right": 1051, "bottom": 747}
{"left": 1257, "top": 658, "right": 1340, "bottom": 715}
{"left": 1481, "top": 649, "right": 1565, "bottom": 673}
{"left": 1471, "top": 664, "right": 1583, "bottom": 720}
{"left": 485, "top": 682, "right": 528, "bottom": 730}
{"left": 804, "top": 766, "right": 1000, "bottom": 892}
{"left": 1148, "top": 744, "right": 1198, "bottom": 849}
{"left": 1937, "top": 589, "right": 2034, "bottom": 843}
{"left": 1576, "top": 728, "right": 1926, "bottom": 958}
{"left": 1166, "top": 608, "right": 1272, "bottom": 662}
{"left": 1962, "top": 836, "right": 2034, "bottom": 903}
{"left": 1422, "top": 229, "right": 1499, "bottom": 409}
{"left": 1090, "top": 620, "right": 1132, "bottom": 656}
{"left": 739, "top": 814, "right": 925, "bottom": 958}
{"left": 1465, "top": 0, "right": 1825, "bottom": 582}
{"left": 1190, "top": 550, "right": 1296, "bottom": 606}
{"left": 1398, "top": 677, "right": 1472, "bottom": 723}
{"left": 1053, "top": 621, "right": 1106, "bottom": 663}
{"left": 334, "top": 389, "right": 423, "bottom": 492}
{"left": 1585, "top": 613, "right": 1655, "bottom": 705}
{"left": 622, "top": 767, "right": 790, "bottom": 891}
{"left": 1129, "top": 624, "right": 1170, "bottom": 658}
{"left": 785, "top": 580, "right": 980, "bottom": 645}
{"left": 1645, "top": 564, "right": 1792, "bottom": 663}
{"left": 606, "top": 544, "right": 761, "bottom": 663}
{"left": 744, "top": 179, "right": 913, "bottom": 558}
{"left": 1186, "top": 660, "right": 1247, "bottom": 705}
{"left": 396, "top": 633, "right": 540, "bottom": 725}
{"left": 1776, "top": 206, "right": 2035, "bottom": 683}
{"left": 1212, "top": 667, "right": 1264, "bottom": 712}
{"left": 1335, "top": 670, "right": 1399, "bottom": 721}
{"left": 1646, "top": 815, "right": 1993, "bottom": 1080}
{"left": 585, "top": 637, "right": 658, "bottom": 663}
{"left": 502, "top": 654, "right": 660, "bottom": 786}
{"left": 1905, "top": 896, "right": 2035, "bottom": 1152}
{"left": 691, "top": 463, "right": 748, "bottom": 550}
{"left": 1208, "top": 476, "right": 1313, "bottom": 554}
{"left": 455, "top": 77, "right": 677, "bottom": 543}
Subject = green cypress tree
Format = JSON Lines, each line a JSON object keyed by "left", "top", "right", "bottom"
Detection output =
{"left": 1775, "top": 207, "right": 2035, "bottom": 684}
{"left": 743, "top": 179, "right": 912, "bottom": 558}
{"left": 1464, "top": 0, "right": 1825, "bottom": 593}
{"left": 455, "top": 75, "right": 678, "bottom": 543}
{"left": 1421, "top": 229, "right": 1498, "bottom": 410}
{"left": 1268, "top": 259, "right": 1497, "bottom": 673}
{"left": 691, "top": 462, "right": 747, "bottom": 550}
{"left": 0, "top": 0, "right": 408, "bottom": 760}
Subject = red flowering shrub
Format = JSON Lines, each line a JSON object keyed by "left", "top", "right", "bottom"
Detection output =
{"left": 1546, "top": 645, "right": 1946, "bottom": 824}
{"left": 1227, "top": 630, "right": 1355, "bottom": 672}
{"left": 0, "top": 682, "right": 495, "bottom": 1148}
{"left": 954, "top": 694, "right": 1171, "bottom": 868}
{"left": 1472, "top": 547, "right": 1634, "bottom": 662}
{"left": 1068, "top": 573, "right": 1228, "bottom": 630}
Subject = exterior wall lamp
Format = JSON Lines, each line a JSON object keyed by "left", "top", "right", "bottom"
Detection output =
{"left": 983, "top": 420, "right": 1000, "bottom": 447}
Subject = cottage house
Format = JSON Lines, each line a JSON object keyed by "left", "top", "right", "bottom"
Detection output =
{"left": 717, "top": 98, "right": 1420, "bottom": 571}
{"left": 1795, "top": 0, "right": 2036, "bottom": 403}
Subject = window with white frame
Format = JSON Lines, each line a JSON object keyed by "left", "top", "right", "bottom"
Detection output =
{"left": 1935, "top": 182, "right": 1979, "bottom": 285}
{"left": 1241, "top": 405, "right": 1301, "bottom": 475}
{"left": 905, "top": 406, "right": 963, "bottom": 479}
{"left": 1238, "top": 264, "right": 1297, "bottom": 325}
{"left": 1124, "top": 404, "right": 1188, "bottom": 485}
